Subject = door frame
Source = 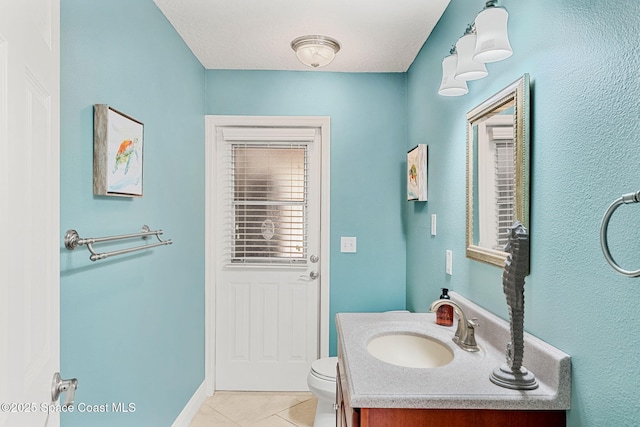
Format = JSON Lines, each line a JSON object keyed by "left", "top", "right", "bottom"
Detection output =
{"left": 204, "top": 115, "right": 331, "bottom": 394}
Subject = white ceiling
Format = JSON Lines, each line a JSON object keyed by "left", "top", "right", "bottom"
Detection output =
{"left": 153, "top": 0, "right": 451, "bottom": 73}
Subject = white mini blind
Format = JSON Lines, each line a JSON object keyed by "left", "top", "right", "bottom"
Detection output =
{"left": 492, "top": 126, "right": 515, "bottom": 249}
{"left": 221, "top": 128, "right": 314, "bottom": 266}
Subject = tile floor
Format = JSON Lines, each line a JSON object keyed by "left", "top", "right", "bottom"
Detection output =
{"left": 189, "top": 391, "right": 317, "bottom": 427}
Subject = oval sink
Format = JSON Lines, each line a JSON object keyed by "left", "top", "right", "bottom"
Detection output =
{"left": 366, "top": 334, "right": 454, "bottom": 369}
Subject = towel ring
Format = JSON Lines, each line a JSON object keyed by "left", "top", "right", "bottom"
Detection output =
{"left": 600, "top": 190, "right": 640, "bottom": 277}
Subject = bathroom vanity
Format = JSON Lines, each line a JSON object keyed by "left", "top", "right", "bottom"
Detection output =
{"left": 335, "top": 292, "right": 571, "bottom": 427}
{"left": 336, "top": 365, "right": 564, "bottom": 426}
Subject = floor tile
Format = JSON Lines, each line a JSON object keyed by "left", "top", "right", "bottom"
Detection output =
{"left": 205, "top": 392, "right": 306, "bottom": 426}
{"left": 249, "top": 415, "right": 297, "bottom": 427}
{"left": 188, "top": 401, "right": 239, "bottom": 427}
{"left": 291, "top": 392, "right": 314, "bottom": 403}
{"left": 277, "top": 398, "right": 316, "bottom": 427}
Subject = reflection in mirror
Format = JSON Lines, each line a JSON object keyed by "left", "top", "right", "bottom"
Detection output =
{"left": 466, "top": 74, "right": 529, "bottom": 268}
{"left": 473, "top": 104, "right": 515, "bottom": 250}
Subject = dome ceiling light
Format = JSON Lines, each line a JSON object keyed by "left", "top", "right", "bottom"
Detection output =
{"left": 291, "top": 35, "right": 341, "bottom": 68}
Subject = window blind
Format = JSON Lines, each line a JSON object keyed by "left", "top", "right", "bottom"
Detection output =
{"left": 492, "top": 128, "right": 515, "bottom": 249}
{"left": 222, "top": 138, "right": 310, "bottom": 266}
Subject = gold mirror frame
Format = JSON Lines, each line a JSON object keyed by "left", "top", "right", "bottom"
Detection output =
{"left": 466, "top": 74, "right": 530, "bottom": 267}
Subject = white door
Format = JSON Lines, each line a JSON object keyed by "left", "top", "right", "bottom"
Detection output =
{"left": 209, "top": 117, "right": 327, "bottom": 391}
{"left": 0, "top": 1, "right": 61, "bottom": 426}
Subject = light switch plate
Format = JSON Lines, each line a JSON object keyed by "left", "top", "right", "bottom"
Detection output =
{"left": 431, "top": 214, "right": 437, "bottom": 236}
{"left": 341, "top": 237, "right": 357, "bottom": 253}
{"left": 445, "top": 250, "right": 453, "bottom": 275}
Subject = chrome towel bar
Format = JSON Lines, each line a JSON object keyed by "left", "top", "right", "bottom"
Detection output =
{"left": 600, "top": 190, "right": 640, "bottom": 277}
{"left": 64, "top": 225, "right": 173, "bottom": 261}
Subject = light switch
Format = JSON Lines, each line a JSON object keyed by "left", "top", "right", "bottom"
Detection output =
{"left": 445, "top": 250, "right": 453, "bottom": 275}
{"left": 431, "top": 214, "right": 437, "bottom": 236}
{"left": 341, "top": 237, "right": 357, "bottom": 253}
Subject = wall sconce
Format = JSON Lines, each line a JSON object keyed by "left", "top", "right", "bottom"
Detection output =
{"left": 454, "top": 27, "right": 488, "bottom": 81}
{"left": 438, "top": 0, "right": 512, "bottom": 96}
{"left": 291, "top": 35, "right": 341, "bottom": 68}
{"left": 474, "top": 0, "right": 512, "bottom": 63}
{"left": 438, "top": 50, "right": 469, "bottom": 96}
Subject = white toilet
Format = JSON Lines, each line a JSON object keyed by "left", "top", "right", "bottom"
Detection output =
{"left": 307, "top": 356, "right": 339, "bottom": 427}
{"left": 307, "top": 311, "right": 409, "bottom": 426}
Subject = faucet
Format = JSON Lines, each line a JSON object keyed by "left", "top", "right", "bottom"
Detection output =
{"left": 429, "top": 299, "right": 480, "bottom": 352}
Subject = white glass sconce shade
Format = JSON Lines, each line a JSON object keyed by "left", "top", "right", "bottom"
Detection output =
{"left": 454, "top": 33, "right": 488, "bottom": 81}
{"left": 438, "top": 54, "right": 469, "bottom": 96}
{"left": 291, "top": 35, "right": 341, "bottom": 68}
{"left": 473, "top": 6, "right": 513, "bottom": 63}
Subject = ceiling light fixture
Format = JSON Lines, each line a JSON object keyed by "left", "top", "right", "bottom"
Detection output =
{"left": 291, "top": 35, "right": 341, "bottom": 68}
{"left": 438, "top": 0, "right": 512, "bottom": 96}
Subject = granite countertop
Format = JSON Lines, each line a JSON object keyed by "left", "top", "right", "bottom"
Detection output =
{"left": 336, "top": 292, "right": 571, "bottom": 410}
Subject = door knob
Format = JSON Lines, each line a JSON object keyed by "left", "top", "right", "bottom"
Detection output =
{"left": 51, "top": 372, "right": 78, "bottom": 409}
{"left": 310, "top": 255, "right": 319, "bottom": 263}
{"left": 298, "top": 270, "right": 319, "bottom": 281}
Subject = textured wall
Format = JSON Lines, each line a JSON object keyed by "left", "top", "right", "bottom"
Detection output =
{"left": 58, "top": 0, "right": 640, "bottom": 424}
{"left": 406, "top": 0, "right": 640, "bottom": 426}
{"left": 60, "top": 0, "right": 205, "bottom": 425}
{"left": 206, "top": 70, "right": 408, "bottom": 355}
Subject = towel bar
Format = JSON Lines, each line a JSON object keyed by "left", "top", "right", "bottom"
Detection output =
{"left": 64, "top": 225, "right": 173, "bottom": 261}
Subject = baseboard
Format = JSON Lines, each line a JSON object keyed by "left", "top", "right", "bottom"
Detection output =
{"left": 172, "top": 381, "right": 207, "bottom": 427}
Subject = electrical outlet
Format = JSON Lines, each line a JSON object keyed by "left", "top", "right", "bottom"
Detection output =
{"left": 341, "top": 237, "right": 357, "bottom": 253}
{"left": 445, "top": 250, "right": 453, "bottom": 275}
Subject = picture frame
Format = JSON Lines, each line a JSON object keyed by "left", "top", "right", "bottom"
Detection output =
{"left": 93, "top": 104, "right": 144, "bottom": 197}
{"left": 407, "top": 144, "right": 428, "bottom": 201}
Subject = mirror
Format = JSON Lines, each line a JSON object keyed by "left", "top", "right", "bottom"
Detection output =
{"left": 466, "top": 74, "right": 530, "bottom": 268}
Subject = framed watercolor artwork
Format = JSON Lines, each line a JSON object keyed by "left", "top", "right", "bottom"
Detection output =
{"left": 93, "top": 104, "right": 144, "bottom": 197}
{"left": 407, "top": 144, "right": 428, "bottom": 201}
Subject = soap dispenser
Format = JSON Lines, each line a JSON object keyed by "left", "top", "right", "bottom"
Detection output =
{"left": 436, "top": 288, "right": 453, "bottom": 326}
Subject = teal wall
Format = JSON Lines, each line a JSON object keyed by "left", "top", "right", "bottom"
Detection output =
{"left": 206, "top": 70, "right": 408, "bottom": 355}
{"left": 406, "top": 1, "right": 640, "bottom": 426}
{"left": 60, "top": 0, "right": 205, "bottom": 426}
{"left": 59, "top": 0, "right": 640, "bottom": 425}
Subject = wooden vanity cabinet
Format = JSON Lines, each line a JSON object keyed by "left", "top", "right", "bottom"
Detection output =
{"left": 336, "top": 363, "right": 565, "bottom": 427}
{"left": 337, "top": 362, "right": 359, "bottom": 427}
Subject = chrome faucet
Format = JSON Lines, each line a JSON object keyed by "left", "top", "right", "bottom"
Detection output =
{"left": 429, "top": 299, "right": 480, "bottom": 352}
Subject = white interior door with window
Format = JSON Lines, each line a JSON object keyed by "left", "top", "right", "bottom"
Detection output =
{"left": 206, "top": 116, "right": 330, "bottom": 392}
{"left": 0, "top": 1, "right": 61, "bottom": 426}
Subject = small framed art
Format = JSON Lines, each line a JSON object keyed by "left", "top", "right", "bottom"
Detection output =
{"left": 93, "top": 104, "right": 144, "bottom": 197}
{"left": 407, "top": 144, "right": 428, "bottom": 201}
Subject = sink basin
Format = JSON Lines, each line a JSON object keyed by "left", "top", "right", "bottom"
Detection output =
{"left": 366, "top": 334, "right": 454, "bottom": 369}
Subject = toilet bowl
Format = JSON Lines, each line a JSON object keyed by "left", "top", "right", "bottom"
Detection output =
{"left": 307, "top": 356, "right": 339, "bottom": 427}
{"left": 307, "top": 310, "right": 409, "bottom": 426}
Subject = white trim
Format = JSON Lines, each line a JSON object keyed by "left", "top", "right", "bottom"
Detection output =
{"left": 222, "top": 127, "right": 316, "bottom": 141}
{"left": 205, "top": 117, "right": 217, "bottom": 396}
{"left": 204, "top": 115, "right": 331, "bottom": 394}
{"left": 318, "top": 117, "right": 331, "bottom": 359}
{"left": 171, "top": 381, "right": 208, "bottom": 427}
